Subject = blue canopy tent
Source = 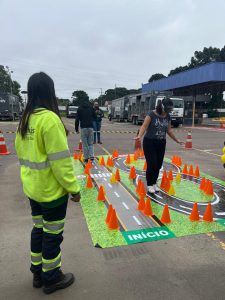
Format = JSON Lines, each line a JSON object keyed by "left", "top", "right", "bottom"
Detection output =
{"left": 142, "top": 62, "right": 225, "bottom": 126}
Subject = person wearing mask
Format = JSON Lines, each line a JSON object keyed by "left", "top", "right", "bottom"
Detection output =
{"left": 93, "top": 102, "right": 104, "bottom": 144}
{"left": 135, "top": 97, "right": 183, "bottom": 193}
{"left": 15, "top": 72, "right": 80, "bottom": 294}
{"left": 75, "top": 100, "right": 96, "bottom": 162}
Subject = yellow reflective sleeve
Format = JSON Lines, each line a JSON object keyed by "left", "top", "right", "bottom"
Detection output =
{"left": 43, "top": 118, "right": 80, "bottom": 194}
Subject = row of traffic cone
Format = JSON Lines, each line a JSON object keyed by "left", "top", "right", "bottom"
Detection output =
{"left": 182, "top": 164, "right": 200, "bottom": 177}
{"left": 189, "top": 202, "right": 213, "bottom": 222}
{"left": 171, "top": 156, "right": 182, "bottom": 167}
{"left": 199, "top": 178, "right": 214, "bottom": 196}
{"left": 160, "top": 170, "right": 176, "bottom": 196}
{"left": 105, "top": 204, "right": 120, "bottom": 230}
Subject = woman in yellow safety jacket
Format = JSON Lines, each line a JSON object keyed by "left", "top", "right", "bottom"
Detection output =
{"left": 15, "top": 72, "right": 80, "bottom": 294}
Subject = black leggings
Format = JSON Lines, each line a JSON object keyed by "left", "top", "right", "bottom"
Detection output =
{"left": 143, "top": 137, "right": 166, "bottom": 186}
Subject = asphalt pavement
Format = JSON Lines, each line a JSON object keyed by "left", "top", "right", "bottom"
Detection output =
{"left": 0, "top": 118, "right": 225, "bottom": 300}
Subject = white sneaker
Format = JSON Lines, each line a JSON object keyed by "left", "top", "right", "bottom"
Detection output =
{"left": 154, "top": 184, "right": 160, "bottom": 192}
{"left": 148, "top": 186, "right": 155, "bottom": 193}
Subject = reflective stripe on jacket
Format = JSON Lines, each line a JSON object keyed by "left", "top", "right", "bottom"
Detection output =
{"left": 15, "top": 108, "right": 80, "bottom": 203}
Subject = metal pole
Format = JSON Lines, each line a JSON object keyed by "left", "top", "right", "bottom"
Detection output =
{"left": 192, "top": 92, "right": 196, "bottom": 127}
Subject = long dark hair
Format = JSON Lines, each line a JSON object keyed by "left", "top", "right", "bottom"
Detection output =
{"left": 156, "top": 97, "right": 173, "bottom": 115}
{"left": 18, "top": 72, "right": 68, "bottom": 138}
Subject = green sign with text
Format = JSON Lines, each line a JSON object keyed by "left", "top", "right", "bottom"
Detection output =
{"left": 122, "top": 227, "right": 176, "bottom": 245}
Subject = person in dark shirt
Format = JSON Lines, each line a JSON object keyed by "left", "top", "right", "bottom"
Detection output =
{"left": 93, "top": 102, "right": 104, "bottom": 144}
{"left": 135, "top": 98, "right": 183, "bottom": 194}
{"left": 75, "top": 101, "right": 96, "bottom": 162}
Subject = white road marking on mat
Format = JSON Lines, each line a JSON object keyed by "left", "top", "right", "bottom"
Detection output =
{"left": 180, "top": 205, "right": 192, "bottom": 210}
{"left": 114, "top": 192, "right": 120, "bottom": 197}
{"left": 102, "top": 173, "right": 106, "bottom": 177}
{"left": 133, "top": 216, "right": 142, "bottom": 225}
{"left": 103, "top": 178, "right": 107, "bottom": 182}
{"left": 98, "top": 174, "right": 102, "bottom": 177}
{"left": 106, "top": 173, "right": 111, "bottom": 177}
{"left": 94, "top": 174, "right": 98, "bottom": 178}
{"left": 215, "top": 212, "right": 225, "bottom": 216}
{"left": 108, "top": 183, "right": 112, "bottom": 188}
{"left": 122, "top": 202, "right": 129, "bottom": 210}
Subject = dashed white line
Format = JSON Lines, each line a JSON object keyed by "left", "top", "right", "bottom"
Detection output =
{"left": 180, "top": 205, "right": 192, "bottom": 211}
{"left": 103, "top": 178, "right": 107, "bottom": 182}
{"left": 215, "top": 212, "right": 225, "bottom": 216}
{"left": 114, "top": 192, "right": 120, "bottom": 198}
{"left": 122, "top": 202, "right": 129, "bottom": 210}
{"left": 133, "top": 216, "right": 142, "bottom": 226}
{"left": 108, "top": 183, "right": 112, "bottom": 188}
{"left": 98, "top": 174, "right": 102, "bottom": 177}
{"left": 94, "top": 174, "right": 98, "bottom": 178}
{"left": 102, "top": 173, "right": 106, "bottom": 177}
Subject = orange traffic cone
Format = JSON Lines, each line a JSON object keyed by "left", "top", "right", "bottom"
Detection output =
{"left": 129, "top": 166, "right": 136, "bottom": 180}
{"left": 78, "top": 151, "right": 83, "bottom": 160}
{"left": 194, "top": 166, "right": 200, "bottom": 177}
{"left": 106, "top": 156, "right": 111, "bottom": 166}
{"left": 200, "top": 177, "right": 205, "bottom": 191}
{"left": 182, "top": 164, "right": 188, "bottom": 175}
{"left": 139, "top": 181, "right": 146, "bottom": 196}
{"left": 205, "top": 180, "right": 214, "bottom": 196}
{"left": 108, "top": 208, "right": 120, "bottom": 230}
{"left": 136, "top": 178, "right": 142, "bottom": 194}
{"left": 105, "top": 204, "right": 113, "bottom": 224}
{"left": 178, "top": 157, "right": 182, "bottom": 167}
{"left": 115, "top": 169, "right": 121, "bottom": 181}
{"left": 108, "top": 157, "right": 114, "bottom": 167}
{"left": 99, "top": 157, "right": 105, "bottom": 166}
{"left": 203, "top": 203, "right": 213, "bottom": 222}
{"left": 112, "top": 149, "right": 119, "bottom": 159}
{"left": 168, "top": 170, "right": 173, "bottom": 181}
{"left": 0, "top": 131, "right": 10, "bottom": 155}
{"left": 86, "top": 175, "right": 93, "bottom": 188}
{"left": 73, "top": 151, "right": 78, "bottom": 160}
{"left": 97, "top": 186, "right": 105, "bottom": 201}
{"left": 143, "top": 198, "right": 153, "bottom": 216}
{"left": 126, "top": 154, "right": 131, "bottom": 164}
{"left": 143, "top": 161, "right": 147, "bottom": 171}
{"left": 203, "top": 179, "right": 210, "bottom": 193}
{"left": 189, "top": 165, "right": 194, "bottom": 176}
{"left": 189, "top": 203, "right": 200, "bottom": 221}
{"left": 160, "top": 204, "right": 171, "bottom": 224}
{"left": 79, "top": 139, "right": 83, "bottom": 152}
{"left": 87, "top": 159, "right": 92, "bottom": 169}
{"left": 84, "top": 164, "right": 90, "bottom": 175}
{"left": 134, "top": 130, "right": 141, "bottom": 150}
{"left": 185, "top": 131, "right": 192, "bottom": 150}
{"left": 164, "top": 178, "right": 171, "bottom": 193}
{"left": 133, "top": 152, "right": 138, "bottom": 161}
{"left": 138, "top": 194, "right": 145, "bottom": 211}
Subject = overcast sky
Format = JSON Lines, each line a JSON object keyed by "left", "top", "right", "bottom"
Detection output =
{"left": 0, "top": 0, "right": 225, "bottom": 100}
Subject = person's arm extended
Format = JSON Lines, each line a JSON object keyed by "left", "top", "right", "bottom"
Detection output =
{"left": 44, "top": 117, "right": 80, "bottom": 195}
{"left": 167, "top": 122, "right": 183, "bottom": 145}
{"left": 136, "top": 116, "right": 151, "bottom": 140}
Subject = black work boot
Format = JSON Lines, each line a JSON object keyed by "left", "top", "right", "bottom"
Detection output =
{"left": 33, "top": 273, "right": 42, "bottom": 288}
{"left": 43, "top": 271, "right": 75, "bottom": 294}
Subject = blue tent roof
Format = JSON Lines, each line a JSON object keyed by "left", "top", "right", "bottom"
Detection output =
{"left": 142, "top": 62, "right": 225, "bottom": 93}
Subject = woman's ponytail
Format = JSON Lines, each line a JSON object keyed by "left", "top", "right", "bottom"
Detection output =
{"left": 156, "top": 100, "right": 163, "bottom": 115}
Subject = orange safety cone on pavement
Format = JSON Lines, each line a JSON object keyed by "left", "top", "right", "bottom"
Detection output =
{"left": 129, "top": 166, "right": 136, "bottom": 180}
{"left": 126, "top": 154, "right": 131, "bottom": 164}
{"left": 182, "top": 164, "right": 188, "bottom": 175}
{"left": 133, "top": 152, "right": 138, "bottom": 161}
{"left": 87, "top": 159, "right": 92, "bottom": 169}
{"left": 108, "top": 208, "right": 120, "bottom": 230}
{"left": 189, "top": 203, "right": 200, "bottom": 221}
{"left": 97, "top": 186, "right": 105, "bottom": 201}
{"left": 203, "top": 203, "right": 213, "bottom": 222}
{"left": 185, "top": 131, "right": 193, "bottom": 150}
{"left": 108, "top": 156, "right": 114, "bottom": 167}
{"left": 168, "top": 170, "right": 173, "bottom": 181}
{"left": 136, "top": 178, "right": 142, "bottom": 194}
{"left": 143, "top": 198, "right": 153, "bottom": 216}
{"left": 138, "top": 194, "right": 145, "bottom": 211}
{"left": 143, "top": 161, "right": 147, "bottom": 171}
{"left": 105, "top": 204, "right": 113, "bottom": 224}
{"left": 194, "top": 166, "right": 200, "bottom": 177}
{"left": 73, "top": 151, "right": 78, "bottom": 160}
{"left": 112, "top": 149, "right": 119, "bottom": 159}
{"left": 115, "top": 169, "right": 121, "bottom": 181}
{"left": 160, "top": 204, "right": 171, "bottom": 224}
{"left": 106, "top": 156, "right": 111, "bottom": 166}
{"left": 189, "top": 165, "right": 194, "bottom": 176}
{"left": 99, "top": 156, "right": 105, "bottom": 166}
{"left": 86, "top": 175, "right": 93, "bottom": 188}
{"left": 164, "top": 178, "right": 171, "bottom": 193}
{"left": 84, "top": 164, "right": 90, "bottom": 175}
{"left": 0, "top": 131, "right": 10, "bottom": 155}
{"left": 200, "top": 177, "right": 206, "bottom": 191}
{"left": 203, "top": 179, "right": 210, "bottom": 193}
{"left": 78, "top": 151, "right": 83, "bottom": 160}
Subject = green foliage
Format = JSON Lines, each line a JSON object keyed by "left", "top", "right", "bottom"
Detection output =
{"left": 71, "top": 90, "right": 89, "bottom": 106}
{"left": 148, "top": 73, "right": 166, "bottom": 82}
{"left": 0, "top": 65, "right": 22, "bottom": 101}
{"left": 57, "top": 98, "right": 70, "bottom": 106}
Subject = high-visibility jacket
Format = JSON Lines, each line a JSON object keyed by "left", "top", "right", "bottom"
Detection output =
{"left": 15, "top": 108, "right": 80, "bottom": 203}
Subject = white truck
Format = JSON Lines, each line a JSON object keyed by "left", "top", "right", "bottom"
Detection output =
{"left": 66, "top": 105, "right": 78, "bottom": 118}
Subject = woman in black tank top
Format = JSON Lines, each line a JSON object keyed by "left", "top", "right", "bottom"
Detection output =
{"left": 135, "top": 98, "right": 183, "bottom": 194}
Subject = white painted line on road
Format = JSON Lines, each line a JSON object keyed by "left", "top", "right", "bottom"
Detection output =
{"left": 103, "top": 178, "right": 107, "bottom": 182}
{"left": 133, "top": 216, "right": 142, "bottom": 226}
{"left": 108, "top": 183, "right": 112, "bottom": 188}
{"left": 94, "top": 166, "right": 97, "bottom": 169}
{"left": 114, "top": 192, "right": 120, "bottom": 198}
{"left": 115, "top": 162, "right": 120, "bottom": 166}
{"left": 215, "top": 212, "right": 225, "bottom": 216}
{"left": 180, "top": 205, "right": 192, "bottom": 211}
{"left": 102, "top": 173, "right": 106, "bottom": 177}
{"left": 155, "top": 194, "right": 163, "bottom": 199}
{"left": 98, "top": 174, "right": 102, "bottom": 177}
{"left": 122, "top": 202, "right": 129, "bottom": 210}
{"left": 106, "top": 173, "right": 111, "bottom": 177}
{"left": 94, "top": 174, "right": 98, "bottom": 178}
